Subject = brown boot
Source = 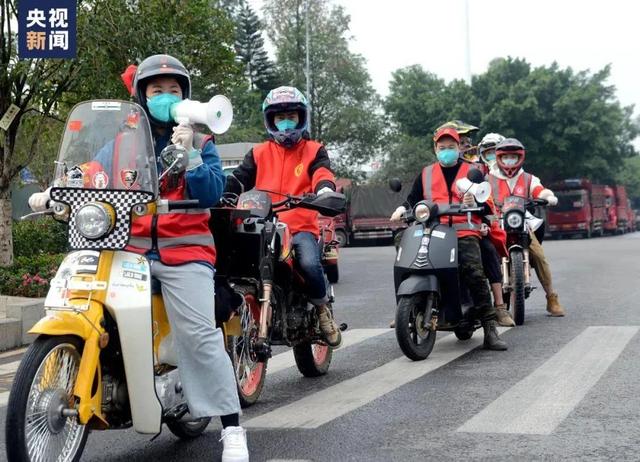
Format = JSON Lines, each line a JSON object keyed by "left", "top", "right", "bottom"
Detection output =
{"left": 546, "top": 293, "right": 566, "bottom": 317}
{"left": 495, "top": 304, "right": 515, "bottom": 327}
{"left": 318, "top": 305, "right": 342, "bottom": 348}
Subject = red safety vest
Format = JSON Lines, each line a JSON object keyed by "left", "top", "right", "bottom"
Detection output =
{"left": 487, "top": 171, "right": 538, "bottom": 209}
{"left": 421, "top": 162, "right": 483, "bottom": 239}
{"left": 127, "top": 133, "right": 216, "bottom": 265}
{"left": 253, "top": 139, "right": 335, "bottom": 237}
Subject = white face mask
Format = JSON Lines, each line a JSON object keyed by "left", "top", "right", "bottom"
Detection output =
{"left": 501, "top": 155, "right": 520, "bottom": 166}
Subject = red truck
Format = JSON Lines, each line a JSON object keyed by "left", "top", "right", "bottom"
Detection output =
{"left": 614, "top": 185, "right": 635, "bottom": 233}
{"left": 547, "top": 179, "right": 607, "bottom": 238}
{"left": 326, "top": 181, "right": 406, "bottom": 246}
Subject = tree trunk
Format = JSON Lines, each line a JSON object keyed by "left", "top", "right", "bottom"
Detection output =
{"left": 0, "top": 190, "right": 13, "bottom": 267}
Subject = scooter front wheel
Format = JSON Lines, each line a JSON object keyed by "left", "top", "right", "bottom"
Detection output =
{"left": 510, "top": 250, "right": 526, "bottom": 326}
{"left": 395, "top": 293, "right": 437, "bottom": 361}
{"left": 5, "top": 335, "right": 88, "bottom": 462}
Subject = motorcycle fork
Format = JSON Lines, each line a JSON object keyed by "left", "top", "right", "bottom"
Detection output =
{"left": 258, "top": 282, "right": 273, "bottom": 341}
{"left": 523, "top": 249, "right": 531, "bottom": 286}
{"left": 501, "top": 256, "right": 510, "bottom": 288}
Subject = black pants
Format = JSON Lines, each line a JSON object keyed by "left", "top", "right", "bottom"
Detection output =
{"left": 479, "top": 237, "right": 502, "bottom": 284}
{"left": 458, "top": 236, "right": 496, "bottom": 323}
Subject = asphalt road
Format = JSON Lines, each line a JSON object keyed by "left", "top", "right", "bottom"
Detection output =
{"left": 2, "top": 233, "right": 640, "bottom": 461}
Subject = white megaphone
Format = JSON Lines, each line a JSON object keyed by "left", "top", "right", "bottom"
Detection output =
{"left": 171, "top": 95, "right": 234, "bottom": 134}
{"left": 456, "top": 177, "right": 492, "bottom": 203}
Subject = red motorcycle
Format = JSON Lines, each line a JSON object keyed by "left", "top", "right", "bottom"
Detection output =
{"left": 211, "top": 190, "right": 346, "bottom": 407}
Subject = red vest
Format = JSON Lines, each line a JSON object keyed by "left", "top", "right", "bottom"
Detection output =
{"left": 128, "top": 135, "right": 216, "bottom": 265}
{"left": 421, "top": 162, "right": 482, "bottom": 238}
{"left": 253, "top": 139, "right": 334, "bottom": 237}
{"left": 487, "top": 172, "right": 533, "bottom": 209}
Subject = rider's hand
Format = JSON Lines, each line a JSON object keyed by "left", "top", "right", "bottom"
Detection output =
{"left": 28, "top": 188, "right": 51, "bottom": 212}
{"left": 390, "top": 206, "right": 406, "bottom": 222}
{"left": 480, "top": 223, "right": 489, "bottom": 236}
{"left": 171, "top": 123, "right": 194, "bottom": 152}
{"left": 463, "top": 193, "right": 477, "bottom": 207}
{"left": 546, "top": 195, "right": 558, "bottom": 206}
{"left": 317, "top": 187, "right": 333, "bottom": 196}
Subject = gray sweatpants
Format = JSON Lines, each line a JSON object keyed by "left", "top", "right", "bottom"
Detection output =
{"left": 150, "top": 261, "right": 240, "bottom": 418}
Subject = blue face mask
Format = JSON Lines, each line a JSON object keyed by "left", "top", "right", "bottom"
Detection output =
{"left": 484, "top": 152, "right": 496, "bottom": 162}
{"left": 437, "top": 148, "right": 459, "bottom": 167}
{"left": 275, "top": 119, "right": 297, "bottom": 131}
{"left": 147, "top": 93, "right": 182, "bottom": 122}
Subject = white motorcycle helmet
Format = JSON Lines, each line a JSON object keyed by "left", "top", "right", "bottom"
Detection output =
{"left": 478, "top": 133, "right": 505, "bottom": 168}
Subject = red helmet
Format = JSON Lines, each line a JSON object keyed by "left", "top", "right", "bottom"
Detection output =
{"left": 495, "top": 138, "right": 525, "bottom": 177}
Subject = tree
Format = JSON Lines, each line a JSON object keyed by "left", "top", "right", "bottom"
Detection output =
{"left": 263, "top": 0, "right": 384, "bottom": 175}
{"left": 383, "top": 57, "right": 639, "bottom": 185}
{"left": 0, "top": 0, "right": 239, "bottom": 266}
{"left": 234, "top": 1, "right": 277, "bottom": 93}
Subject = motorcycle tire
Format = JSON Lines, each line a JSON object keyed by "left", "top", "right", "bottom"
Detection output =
{"left": 335, "top": 230, "right": 348, "bottom": 247}
{"left": 227, "top": 287, "right": 267, "bottom": 408}
{"left": 510, "top": 250, "right": 526, "bottom": 326}
{"left": 293, "top": 341, "right": 333, "bottom": 377}
{"left": 6, "top": 335, "right": 89, "bottom": 462}
{"left": 395, "top": 292, "right": 437, "bottom": 361}
{"left": 325, "top": 264, "right": 339, "bottom": 284}
{"left": 454, "top": 328, "right": 474, "bottom": 341}
{"left": 166, "top": 418, "right": 211, "bottom": 439}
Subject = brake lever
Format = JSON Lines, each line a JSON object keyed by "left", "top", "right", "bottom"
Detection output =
{"left": 21, "top": 209, "right": 54, "bottom": 221}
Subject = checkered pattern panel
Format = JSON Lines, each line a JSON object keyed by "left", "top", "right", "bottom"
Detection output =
{"left": 50, "top": 188, "right": 154, "bottom": 251}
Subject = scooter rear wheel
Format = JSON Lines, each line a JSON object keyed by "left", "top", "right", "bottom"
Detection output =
{"left": 395, "top": 293, "right": 437, "bottom": 361}
{"left": 166, "top": 418, "right": 211, "bottom": 439}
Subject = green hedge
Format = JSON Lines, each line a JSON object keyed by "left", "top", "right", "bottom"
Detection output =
{"left": 12, "top": 219, "right": 68, "bottom": 258}
{"left": 0, "top": 253, "right": 65, "bottom": 297}
{"left": 1, "top": 219, "right": 68, "bottom": 297}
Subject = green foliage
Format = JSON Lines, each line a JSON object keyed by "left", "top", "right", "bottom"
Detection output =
{"left": 384, "top": 57, "right": 639, "bottom": 184}
{"left": 616, "top": 155, "right": 640, "bottom": 206}
{"left": 372, "top": 134, "right": 435, "bottom": 184}
{"left": 12, "top": 219, "right": 68, "bottom": 258}
{"left": 264, "top": 0, "right": 384, "bottom": 172}
{"left": 0, "top": 253, "right": 64, "bottom": 297}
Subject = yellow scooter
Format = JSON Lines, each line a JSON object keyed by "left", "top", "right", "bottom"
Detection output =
{"left": 5, "top": 100, "right": 239, "bottom": 461}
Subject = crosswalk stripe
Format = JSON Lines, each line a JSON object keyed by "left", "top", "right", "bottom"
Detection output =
{"left": 266, "top": 328, "right": 390, "bottom": 375}
{"left": 245, "top": 329, "right": 510, "bottom": 429}
{"left": 457, "top": 326, "right": 638, "bottom": 435}
{"left": 0, "top": 360, "right": 20, "bottom": 376}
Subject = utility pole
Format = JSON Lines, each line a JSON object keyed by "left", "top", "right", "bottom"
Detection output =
{"left": 463, "top": 0, "right": 472, "bottom": 84}
{"left": 305, "top": 0, "right": 312, "bottom": 134}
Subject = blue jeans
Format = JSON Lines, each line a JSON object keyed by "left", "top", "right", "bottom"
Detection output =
{"left": 292, "top": 232, "right": 328, "bottom": 305}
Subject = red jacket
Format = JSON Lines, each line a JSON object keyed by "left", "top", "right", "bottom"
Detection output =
{"left": 228, "top": 139, "right": 335, "bottom": 237}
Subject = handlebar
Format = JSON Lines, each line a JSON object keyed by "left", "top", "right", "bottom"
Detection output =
{"left": 167, "top": 199, "right": 202, "bottom": 210}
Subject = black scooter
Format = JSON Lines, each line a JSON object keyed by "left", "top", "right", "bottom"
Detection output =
{"left": 391, "top": 170, "right": 492, "bottom": 361}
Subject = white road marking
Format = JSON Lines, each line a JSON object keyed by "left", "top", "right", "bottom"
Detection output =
{"left": 457, "top": 326, "right": 638, "bottom": 435}
{"left": 0, "top": 360, "right": 20, "bottom": 375}
{"left": 245, "top": 329, "right": 510, "bottom": 429}
{"left": 0, "top": 391, "right": 9, "bottom": 407}
{"left": 266, "top": 328, "right": 390, "bottom": 375}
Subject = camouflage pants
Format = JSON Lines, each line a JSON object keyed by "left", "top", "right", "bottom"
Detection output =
{"left": 458, "top": 236, "right": 496, "bottom": 323}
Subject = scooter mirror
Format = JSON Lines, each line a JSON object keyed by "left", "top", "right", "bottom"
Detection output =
{"left": 389, "top": 178, "right": 402, "bottom": 192}
{"left": 467, "top": 168, "right": 485, "bottom": 184}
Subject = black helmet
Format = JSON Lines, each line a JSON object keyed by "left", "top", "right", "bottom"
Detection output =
{"left": 133, "top": 54, "right": 191, "bottom": 127}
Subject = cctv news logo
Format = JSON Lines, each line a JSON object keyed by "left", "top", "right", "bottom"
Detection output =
{"left": 18, "top": 0, "right": 77, "bottom": 59}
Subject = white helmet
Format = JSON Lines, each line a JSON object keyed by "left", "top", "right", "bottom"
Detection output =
{"left": 479, "top": 133, "right": 505, "bottom": 165}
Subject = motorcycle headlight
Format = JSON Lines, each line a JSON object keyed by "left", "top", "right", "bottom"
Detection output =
{"left": 414, "top": 203, "right": 431, "bottom": 223}
{"left": 76, "top": 202, "right": 114, "bottom": 239}
{"left": 506, "top": 212, "right": 523, "bottom": 229}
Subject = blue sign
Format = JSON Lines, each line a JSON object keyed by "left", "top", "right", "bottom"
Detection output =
{"left": 18, "top": 0, "right": 77, "bottom": 59}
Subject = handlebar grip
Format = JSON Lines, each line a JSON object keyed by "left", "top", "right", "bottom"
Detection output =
{"left": 167, "top": 199, "right": 202, "bottom": 210}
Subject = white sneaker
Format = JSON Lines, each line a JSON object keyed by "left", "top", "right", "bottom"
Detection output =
{"left": 220, "top": 426, "right": 249, "bottom": 462}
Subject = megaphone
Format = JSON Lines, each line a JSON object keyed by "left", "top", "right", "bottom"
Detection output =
{"left": 456, "top": 178, "right": 492, "bottom": 203}
{"left": 171, "top": 95, "right": 234, "bottom": 134}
